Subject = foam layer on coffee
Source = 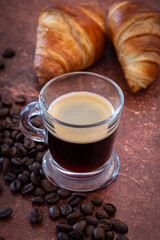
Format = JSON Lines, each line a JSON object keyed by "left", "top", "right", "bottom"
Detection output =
{"left": 48, "top": 91, "right": 115, "bottom": 143}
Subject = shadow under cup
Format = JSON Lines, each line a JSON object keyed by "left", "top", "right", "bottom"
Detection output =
{"left": 20, "top": 72, "right": 124, "bottom": 191}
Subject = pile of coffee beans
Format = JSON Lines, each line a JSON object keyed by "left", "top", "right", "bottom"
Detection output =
{"left": 0, "top": 47, "right": 16, "bottom": 70}
{"left": 0, "top": 93, "right": 129, "bottom": 240}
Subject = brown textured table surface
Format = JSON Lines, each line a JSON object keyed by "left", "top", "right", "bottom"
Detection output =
{"left": 0, "top": 0, "right": 160, "bottom": 239}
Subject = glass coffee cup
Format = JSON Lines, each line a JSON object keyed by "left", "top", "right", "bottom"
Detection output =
{"left": 20, "top": 72, "right": 124, "bottom": 191}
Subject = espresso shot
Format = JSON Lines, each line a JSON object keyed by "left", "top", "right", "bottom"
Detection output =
{"left": 47, "top": 91, "right": 117, "bottom": 172}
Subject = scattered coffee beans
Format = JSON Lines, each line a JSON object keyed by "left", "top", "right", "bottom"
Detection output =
{"left": 1, "top": 48, "right": 15, "bottom": 58}
{"left": 0, "top": 207, "right": 12, "bottom": 219}
{"left": 49, "top": 205, "right": 61, "bottom": 220}
{"left": 112, "top": 219, "right": 128, "bottom": 234}
{"left": 29, "top": 208, "right": 43, "bottom": 224}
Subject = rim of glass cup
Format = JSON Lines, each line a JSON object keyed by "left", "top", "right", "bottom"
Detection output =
{"left": 39, "top": 72, "right": 124, "bottom": 128}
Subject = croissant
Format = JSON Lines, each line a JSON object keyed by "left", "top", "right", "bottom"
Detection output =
{"left": 34, "top": 3, "right": 107, "bottom": 86}
{"left": 108, "top": 1, "right": 160, "bottom": 92}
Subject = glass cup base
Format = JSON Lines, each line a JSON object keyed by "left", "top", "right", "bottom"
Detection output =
{"left": 42, "top": 150, "right": 120, "bottom": 192}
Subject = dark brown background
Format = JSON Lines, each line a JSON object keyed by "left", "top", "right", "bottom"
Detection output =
{"left": 0, "top": 0, "right": 160, "bottom": 239}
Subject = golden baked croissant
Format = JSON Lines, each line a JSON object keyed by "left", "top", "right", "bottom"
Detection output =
{"left": 34, "top": 3, "right": 107, "bottom": 86}
{"left": 108, "top": 1, "right": 160, "bottom": 92}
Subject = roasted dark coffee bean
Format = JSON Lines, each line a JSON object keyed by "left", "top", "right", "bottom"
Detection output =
{"left": 11, "top": 165, "right": 24, "bottom": 174}
{"left": 80, "top": 202, "right": 94, "bottom": 216}
{"left": 111, "top": 219, "right": 128, "bottom": 234}
{"left": 15, "top": 95, "right": 26, "bottom": 104}
{"left": 10, "top": 179, "right": 21, "bottom": 192}
{"left": 0, "top": 207, "right": 12, "bottom": 219}
{"left": 116, "top": 236, "right": 129, "bottom": 240}
{"left": 21, "top": 183, "right": 34, "bottom": 195}
{"left": 0, "top": 108, "right": 10, "bottom": 118}
{"left": 93, "top": 227, "right": 105, "bottom": 240}
{"left": 23, "top": 157, "right": 34, "bottom": 166}
{"left": 41, "top": 179, "right": 57, "bottom": 193}
{"left": 30, "top": 172, "right": 41, "bottom": 186}
{"left": 2, "top": 48, "right": 15, "bottom": 58}
{"left": 91, "top": 197, "right": 103, "bottom": 206}
{"left": 29, "top": 208, "right": 43, "bottom": 224}
{"left": 1, "top": 96, "right": 12, "bottom": 107}
{"left": 72, "top": 192, "right": 87, "bottom": 199}
{"left": 18, "top": 172, "right": 30, "bottom": 184}
{"left": 35, "top": 152, "right": 43, "bottom": 163}
{"left": 28, "top": 148, "right": 36, "bottom": 157}
{"left": 57, "top": 188, "right": 70, "bottom": 199}
{"left": 103, "top": 203, "right": 117, "bottom": 216}
{"left": 28, "top": 162, "right": 41, "bottom": 172}
{"left": 16, "top": 132, "right": 24, "bottom": 142}
{"left": 2, "top": 138, "right": 14, "bottom": 146}
{"left": 69, "top": 230, "right": 84, "bottom": 240}
{"left": 45, "top": 192, "right": 59, "bottom": 204}
{"left": 2, "top": 157, "right": 11, "bottom": 174}
{"left": 33, "top": 187, "right": 45, "bottom": 196}
{"left": 10, "top": 146, "right": 17, "bottom": 157}
{"left": 0, "top": 59, "right": 5, "bottom": 69}
{"left": 0, "top": 183, "right": 2, "bottom": 192}
{"left": 86, "top": 215, "right": 98, "bottom": 225}
{"left": 56, "top": 222, "right": 73, "bottom": 232}
{"left": 106, "top": 231, "right": 114, "bottom": 239}
{"left": 97, "top": 219, "right": 112, "bottom": 228}
{"left": 32, "top": 196, "right": 45, "bottom": 205}
{"left": 11, "top": 157, "right": 23, "bottom": 166}
{"left": 73, "top": 206, "right": 81, "bottom": 213}
{"left": 67, "top": 196, "right": 81, "bottom": 207}
{"left": 1, "top": 144, "right": 10, "bottom": 156}
{"left": 36, "top": 144, "right": 44, "bottom": 152}
{"left": 16, "top": 145, "right": 28, "bottom": 157}
{"left": 67, "top": 212, "right": 83, "bottom": 225}
{"left": 39, "top": 168, "right": 44, "bottom": 177}
{"left": 73, "top": 220, "right": 87, "bottom": 232}
{"left": 57, "top": 232, "right": 69, "bottom": 240}
{"left": 0, "top": 157, "right": 4, "bottom": 165}
{"left": 60, "top": 204, "right": 73, "bottom": 217}
{"left": 30, "top": 117, "right": 42, "bottom": 128}
{"left": 49, "top": 205, "right": 61, "bottom": 220}
{"left": 3, "top": 130, "right": 11, "bottom": 138}
{"left": 96, "top": 223, "right": 110, "bottom": 231}
{"left": 2, "top": 119, "right": 13, "bottom": 129}
{"left": 4, "top": 172, "right": 16, "bottom": 182}
{"left": 10, "top": 107, "right": 20, "bottom": 117}
{"left": 23, "top": 138, "right": 35, "bottom": 150}
{"left": 85, "top": 225, "right": 95, "bottom": 236}
{"left": 11, "top": 130, "right": 19, "bottom": 140}
{"left": 95, "top": 209, "right": 109, "bottom": 219}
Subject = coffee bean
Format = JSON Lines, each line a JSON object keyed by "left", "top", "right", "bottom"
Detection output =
{"left": 23, "top": 138, "right": 35, "bottom": 150}
{"left": 30, "top": 172, "right": 41, "bottom": 186}
{"left": 15, "top": 95, "right": 26, "bottom": 104}
{"left": 41, "top": 179, "right": 57, "bottom": 193}
{"left": 91, "top": 197, "right": 103, "bottom": 206}
{"left": 2, "top": 157, "right": 11, "bottom": 174}
{"left": 69, "top": 230, "right": 84, "bottom": 240}
{"left": 67, "top": 212, "right": 83, "bottom": 225}
{"left": 67, "top": 196, "right": 81, "bottom": 207}
{"left": 0, "top": 236, "right": 5, "bottom": 240}
{"left": 23, "top": 157, "right": 34, "bottom": 166}
{"left": 1, "top": 144, "right": 10, "bottom": 156}
{"left": 0, "top": 59, "right": 5, "bottom": 69}
{"left": 45, "top": 192, "right": 59, "bottom": 204}
{"left": 4, "top": 172, "right": 16, "bottom": 182}
{"left": 49, "top": 205, "right": 61, "bottom": 220}
{"left": 21, "top": 183, "right": 34, "bottom": 195}
{"left": 29, "top": 208, "right": 43, "bottom": 224}
{"left": 96, "top": 223, "right": 110, "bottom": 231}
{"left": 1, "top": 96, "right": 12, "bottom": 107}
{"left": 3, "top": 130, "right": 11, "bottom": 138}
{"left": 11, "top": 165, "right": 24, "bottom": 174}
{"left": 56, "top": 222, "right": 73, "bottom": 232}
{"left": 0, "top": 183, "right": 2, "bottom": 192}
{"left": 85, "top": 225, "right": 95, "bottom": 236}
{"left": 2, "top": 138, "right": 14, "bottom": 146}
{"left": 39, "top": 168, "right": 44, "bottom": 177}
{"left": 116, "top": 236, "right": 129, "bottom": 240}
{"left": 0, "top": 108, "right": 10, "bottom": 118}
{"left": 33, "top": 187, "right": 45, "bottom": 196}
{"left": 18, "top": 172, "right": 30, "bottom": 184}
{"left": 11, "top": 157, "right": 23, "bottom": 166}
{"left": 11, "top": 130, "right": 19, "bottom": 140}
{"left": 16, "top": 145, "right": 28, "bottom": 157}
{"left": 35, "top": 144, "right": 44, "bottom": 152}
{"left": 106, "top": 231, "right": 114, "bottom": 239}
{"left": 72, "top": 192, "right": 87, "bottom": 199}
{"left": 16, "top": 132, "right": 24, "bottom": 142}
{"left": 86, "top": 215, "right": 98, "bottom": 225}
{"left": 2, "top": 48, "right": 15, "bottom": 58}
{"left": 95, "top": 209, "right": 109, "bottom": 219}
{"left": 73, "top": 206, "right": 81, "bottom": 213}
{"left": 57, "top": 188, "right": 70, "bottom": 199}
{"left": 97, "top": 219, "right": 112, "bottom": 228}
{"left": 111, "top": 219, "right": 128, "bottom": 234}
{"left": 73, "top": 220, "right": 87, "bottom": 232}
{"left": 0, "top": 207, "right": 12, "bottom": 219}
{"left": 57, "top": 232, "right": 69, "bottom": 240}
{"left": 103, "top": 203, "right": 117, "bottom": 216}
{"left": 60, "top": 204, "right": 73, "bottom": 217}
{"left": 93, "top": 227, "right": 105, "bottom": 240}
{"left": 2, "top": 119, "right": 13, "bottom": 129}
{"left": 0, "top": 157, "right": 4, "bottom": 165}
{"left": 10, "top": 146, "right": 17, "bottom": 157}
{"left": 30, "top": 117, "right": 42, "bottom": 128}
{"left": 10, "top": 108, "right": 20, "bottom": 118}
{"left": 10, "top": 179, "right": 21, "bottom": 193}
{"left": 32, "top": 196, "right": 45, "bottom": 205}
{"left": 28, "top": 148, "right": 36, "bottom": 157}
{"left": 35, "top": 152, "right": 43, "bottom": 163}
{"left": 80, "top": 202, "right": 94, "bottom": 216}
{"left": 28, "top": 162, "right": 41, "bottom": 172}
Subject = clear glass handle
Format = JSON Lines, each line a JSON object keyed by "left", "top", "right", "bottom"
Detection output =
{"left": 19, "top": 102, "right": 46, "bottom": 142}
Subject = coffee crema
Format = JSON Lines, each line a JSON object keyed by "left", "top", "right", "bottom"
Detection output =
{"left": 48, "top": 91, "right": 115, "bottom": 143}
